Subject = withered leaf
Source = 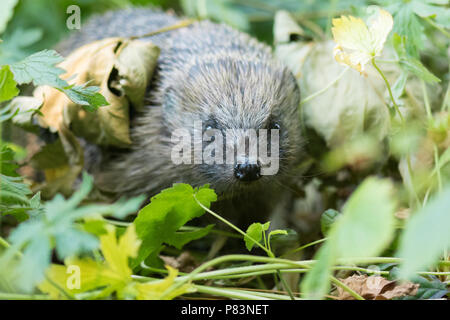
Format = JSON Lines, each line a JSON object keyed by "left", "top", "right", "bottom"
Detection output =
{"left": 336, "top": 274, "right": 419, "bottom": 300}
{"left": 34, "top": 37, "right": 160, "bottom": 147}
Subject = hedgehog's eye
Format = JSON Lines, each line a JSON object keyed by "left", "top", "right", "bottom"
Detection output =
{"left": 268, "top": 121, "right": 281, "bottom": 130}
{"left": 204, "top": 117, "right": 218, "bottom": 131}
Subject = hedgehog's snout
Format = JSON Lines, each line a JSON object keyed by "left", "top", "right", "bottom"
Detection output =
{"left": 234, "top": 160, "right": 262, "bottom": 182}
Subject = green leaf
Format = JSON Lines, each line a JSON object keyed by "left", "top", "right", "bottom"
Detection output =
{"left": 0, "top": 145, "right": 19, "bottom": 176}
{"left": 393, "top": 33, "right": 440, "bottom": 83}
{"left": 0, "top": 0, "right": 19, "bottom": 34}
{"left": 397, "top": 187, "right": 450, "bottom": 279}
{"left": 390, "top": 267, "right": 449, "bottom": 300}
{"left": 54, "top": 228, "right": 98, "bottom": 260}
{"left": 166, "top": 224, "right": 214, "bottom": 250}
{"left": 392, "top": 72, "right": 408, "bottom": 101}
{"left": 332, "top": 178, "right": 397, "bottom": 259}
{"left": 1, "top": 172, "right": 144, "bottom": 292}
{"left": 300, "top": 242, "right": 334, "bottom": 300}
{"left": 244, "top": 221, "right": 270, "bottom": 251}
{"left": 0, "top": 65, "right": 19, "bottom": 102}
{"left": 9, "top": 49, "right": 66, "bottom": 87}
{"left": 0, "top": 174, "right": 31, "bottom": 205}
{"left": 320, "top": 209, "right": 340, "bottom": 236}
{"left": 16, "top": 233, "right": 51, "bottom": 292}
{"left": 393, "top": 5, "right": 423, "bottom": 57}
{"left": 398, "top": 57, "right": 440, "bottom": 83}
{"left": 268, "top": 229, "right": 288, "bottom": 238}
{"left": 63, "top": 84, "right": 109, "bottom": 111}
{"left": 301, "top": 177, "right": 397, "bottom": 300}
{"left": 8, "top": 49, "right": 108, "bottom": 112}
{"left": 133, "top": 184, "right": 217, "bottom": 267}
{"left": 407, "top": 276, "right": 449, "bottom": 300}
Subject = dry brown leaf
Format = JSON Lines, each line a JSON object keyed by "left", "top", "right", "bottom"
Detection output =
{"left": 34, "top": 37, "right": 160, "bottom": 147}
{"left": 160, "top": 252, "right": 199, "bottom": 273}
{"left": 336, "top": 274, "right": 419, "bottom": 300}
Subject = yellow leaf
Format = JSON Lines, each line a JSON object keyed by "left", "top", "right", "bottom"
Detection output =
{"left": 331, "top": 7, "right": 393, "bottom": 72}
{"left": 39, "top": 225, "right": 142, "bottom": 299}
{"left": 135, "top": 266, "right": 195, "bottom": 300}
{"left": 100, "top": 224, "right": 141, "bottom": 280}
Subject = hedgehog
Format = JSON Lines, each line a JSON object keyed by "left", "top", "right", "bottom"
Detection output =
{"left": 58, "top": 8, "right": 303, "bottom": 227}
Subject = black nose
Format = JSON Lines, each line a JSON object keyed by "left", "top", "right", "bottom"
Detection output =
{"left": 234, "top": 162, "right": 261, "bottom": 182}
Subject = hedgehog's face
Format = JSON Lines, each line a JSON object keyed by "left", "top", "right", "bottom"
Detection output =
{"left": 164, "top": 58, "right": 302, "bottom": 195}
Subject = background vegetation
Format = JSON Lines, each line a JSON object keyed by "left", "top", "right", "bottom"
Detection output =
{"left": 0, "top": 0, "right": 449, "bottom": 300}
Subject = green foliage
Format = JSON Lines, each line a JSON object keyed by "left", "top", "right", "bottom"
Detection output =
{"left": 300, "top": 242, "right": 334, "bottom": 300}
{"left": 0, "top": 173, "right": 145, "bottom": 292}
{"left": 301, "top": 178, "right": 398, "bottom": 299}
{"left": 0, "top": 145, "right": 35, "bottom": 221}
{"left": 6, "top": 49, "right": 108, "bottom": 111}
{"left": 0, "top": 0, "right": 19, "bottom": 34}
{"left": 332, "top": 178, "right": 397, "bottom": 259}
{"left": 320, "top": 209, "right": 340, "bottom": 236}
{"left": 380, "top": 0, "right": 450, "bottom": 56}
{"left": 0, "top": 0, "right": 449, "bottom": 300}
{"left": 392, "top": 33, "right": 440, "bottom": 83}
{"left": 0, "top": 65, "right": 19, "bottom": 102}
{"left": 397, "top": 187, "right": 450, "bottom": 279}
{"left": 132, "top": 183, "right": 217, "bottom": 267}
{"left": 244, "top": 221, "right": 270, "bottom": 251}
{"left": 9, "top": 49, "right": 66, "bottom": 87}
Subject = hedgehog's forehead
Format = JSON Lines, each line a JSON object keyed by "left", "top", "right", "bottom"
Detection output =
{"left": 181, "top": 55, "right": 287, "bottom": 121}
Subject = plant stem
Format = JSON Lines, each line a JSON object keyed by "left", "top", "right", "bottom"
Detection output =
{"left": 434, "top": 144, "right": 443, "bottom": 193}
{"left": 421, "top": 80, "right": 433, "bottom": 121}
{"left": 0, "top": 236, "right": 10, "bottom": 249}
{"left": 194, "top": 284, "right": 297, "bottom": 300}
{"left": 424, "top": 17, "right": 450, "bottom": 38}
{"left": 300, "top": 67, "right": 349, "bottom": 106}
{"left": 193, "top": 195, "right": 272, "bottom": 256}
{"left": 372, "top": 59, "right": 405, "bottom": 123}
{"left": 0, "top": 292, "right": 51, "bottom": 300}
{"left": 159, "top": 254, "right": 311, "bottom": 299}
{"left": 331, "top": 276, "right": 365, "bottom": 300}
{"left": 281, "top": 238, "right": 328, "bottom": 258}
{"left": 193, "top": 195, "right": 295, "bottom": 299}
{"left": 422, "top": 79, "right": 443, "bottom": 194}
{"left": 441, "top": 82, "right": 450, "bottom": 112}
{"left": 129, "top": 19, "right": 196, "bottom": 40}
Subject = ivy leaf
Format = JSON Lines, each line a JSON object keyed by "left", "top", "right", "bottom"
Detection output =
{"left": 133, "top": 184, "right": 217, "bottom": 267}
{"left": 244, "top": 221, "right": 270, "bottom": 251}
{"left": 0, "top": 65, "right": 19, "bottom": 103}
{"left": 397, "top": 187, "right": 450, "bottom": 279}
